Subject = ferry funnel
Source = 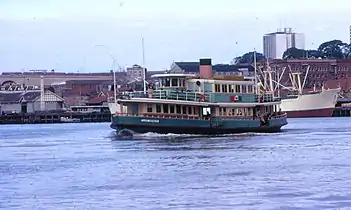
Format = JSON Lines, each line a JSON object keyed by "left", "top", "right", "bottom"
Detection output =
{"left": 199, "top": 58, "right": 213, "bottom": 79}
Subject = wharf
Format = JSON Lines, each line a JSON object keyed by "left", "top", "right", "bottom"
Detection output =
{"left": 0, "top": 112, "right": 111, "bottom": 124}
{"left": 332, "top": 107, "right": 351, "bottom": 117}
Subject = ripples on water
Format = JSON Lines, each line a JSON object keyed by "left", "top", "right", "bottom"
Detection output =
{"left": 0, "top": 118, "right": 351, "bottom": 210}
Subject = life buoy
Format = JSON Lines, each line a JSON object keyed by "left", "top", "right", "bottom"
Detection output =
{"left": 230, "top": 95, "right": 239, "bottom": 102}
{"left": 199, "top": 94, "right": 205, "bottom": 102}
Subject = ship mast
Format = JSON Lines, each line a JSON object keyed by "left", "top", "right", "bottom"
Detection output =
{"left": 113, "top": 61, "right": 117, "bottom": 103}
{"left": 142, "top": 38, "right": 147, "bottom": 94}
{"left": 261, "top": 62, "right": 288, "bottom": 98}
{"left": 287, "top": 64, "right": 310, "bottom": 95}
{"left": 253, "top": 49, "right": 258, "bottom": 94}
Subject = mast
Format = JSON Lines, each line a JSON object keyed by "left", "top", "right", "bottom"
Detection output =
{"left": 296, "top": 72, "right": 302, "bottom": 94}
{"left": 266, "top": 60, "right": 274, "bottom": 93}
{"left": 142, "top": 38, "right": 147, "bottom": 94}
{"left": 253, "top": 49, "right": 258, "bottom": 94}
{"left": 113, "top": 61, "right": 117, "bottom": 103}
{"left": 301, "top": 64, "right": 310, "bottom": 91}
{"left": 276, "top": 68, "right": 284, "bottom": 98}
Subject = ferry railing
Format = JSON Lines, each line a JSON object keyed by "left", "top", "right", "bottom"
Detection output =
{"left": 219, "top": 116, "right": 255, "bottom": 121}
{"left": 155, "top": 90, "right": 210, "bottom": 102}
{"left": 254, "top": 93, "right": 281, "bottom": 103}
{"left": 270, "top": 113, "right": 287, "bottom": 119}
{"left": 119, "top": 90, "right": 211, "bottom": 102}
{"left": 119, "top": 90, "right": 282, "bottom": 104}
{"left": 113, "top": 112, "right": 201, "bottom": 120}
{"left": 113, "top": 112, "right": 287, "bottom": 121}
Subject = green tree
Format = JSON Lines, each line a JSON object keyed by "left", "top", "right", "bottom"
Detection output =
{"left": 282, "top": 47, "right": 307, "bottom": 59}
{"left": 232, "top": 51, "right": 266, "bottom": 64}
{"left": 317, "top": 40, "right": 347, "bottom": 59}
{"left": 306, "top": 50, "right": 323, "bottom": 59}
{"left": 341, "top": 44, "right": 351, "bottom": 58}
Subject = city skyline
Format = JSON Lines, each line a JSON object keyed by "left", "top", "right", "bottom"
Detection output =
{"left": 1, "top": 0, "right": 351, "bottom": 72}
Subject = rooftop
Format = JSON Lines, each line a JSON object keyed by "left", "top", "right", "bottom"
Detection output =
{"left": 151, "top": 73, "right": 197, "bottom": 78}
{"left": 0, "top": 91, "right": 40, "bottom": 103}
{"left": 174, "top": 62, "right": 253, "bottom": 73}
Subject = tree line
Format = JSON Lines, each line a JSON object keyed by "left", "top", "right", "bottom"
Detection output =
{"left": 232, "top": 40, "right": 351, "bottom": 64}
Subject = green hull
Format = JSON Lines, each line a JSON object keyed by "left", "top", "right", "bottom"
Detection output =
{"left": 111, "top": 115, "right": 287, "bottom": 135}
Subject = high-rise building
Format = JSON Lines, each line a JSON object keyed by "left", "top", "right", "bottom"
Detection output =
{"left": 126, "top": 64, "right": 146, "bottom": 80}
{"left": 263, "top": 28, "right": 305, "bottom": 60}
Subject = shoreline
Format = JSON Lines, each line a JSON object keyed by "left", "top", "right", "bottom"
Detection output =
{"left": 0, "top": 112, "right": 111, "bottom": 125}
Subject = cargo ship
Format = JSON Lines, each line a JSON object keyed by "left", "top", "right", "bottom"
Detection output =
{"left": 259, "top": 64, "right": 340, "bottom": 118}
{"left": 108, "top": 59, "right": 288, "bottom": 136}
{"left": 280, "top": 86, "right": 340, "bottom": 118}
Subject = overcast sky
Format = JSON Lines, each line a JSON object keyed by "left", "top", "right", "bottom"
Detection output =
{"left": 1, "top": 0, "right": 351, "bottom": 72}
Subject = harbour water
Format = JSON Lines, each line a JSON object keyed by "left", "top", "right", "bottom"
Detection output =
{"left": 1, "top": 118, "right": 351, "bottom": 210}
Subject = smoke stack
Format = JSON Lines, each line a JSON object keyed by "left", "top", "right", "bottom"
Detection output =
{"left": 199, "top": 58, "right": 213, "bottom": 79}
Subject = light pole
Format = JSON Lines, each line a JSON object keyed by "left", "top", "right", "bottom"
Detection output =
{"left": 142, "top": 38, "right": 146, "bottom": 94}
{"left": 93, "top": 44, "right": 122, "bottom": 103}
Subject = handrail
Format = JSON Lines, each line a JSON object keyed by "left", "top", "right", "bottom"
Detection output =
{"left": 119, "top": 89, "right": 211, "bottom": 102}
{"left": 114, "top": 112, "right": 201, "bottom": 120}
{"left": 113, "top": 112, "right": 287, "bottom": 121}
{"left": 117, "top": 89, "right": 283, "bottom": 103}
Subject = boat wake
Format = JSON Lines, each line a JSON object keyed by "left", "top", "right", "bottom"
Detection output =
{"left": 109, "top": 130, "right": 282, "bottom": 141}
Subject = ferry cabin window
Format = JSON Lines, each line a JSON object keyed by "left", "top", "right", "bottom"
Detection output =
{"left": 156, "top": 104, "right": 162, "bottom": 113}
{"left": 170, "top": 105, "right": 175, "bottom": 113}
{"left": 176, "top": 105, "right": 181, "bottom": 114}
{"left": 188, "top": 107, "right": 192, "bottom": 115}
{"left": 163, "top": 104, "right": 169, "bottom": 113}
{"left": 220, "top": 107, "right": 227, "bottom": 116}
{"left": 222, "top": 84, "right": 228, "bottom": 93}
{"left": 215, "top": 84, "right": 220, "bottom": 92}
{"left": 229, "top": 85, "right": 234, "bottom": 93}
{"left": 235, "top": 85, "right": 241, "bottom": 93}
{"left": 171, "top": 78, "right": 178, "bottom": 87}
{"left": 242, "top": 85, "right": 247, "bottom": 93}
{"left": 202, "top": 107, "right": 211, "bottom": 116}
{"left": 220, "top": 107, "right": 252, "bottom": 116}
{"left": 165, "top": 78, "right": 171, "bottom": 87}
{"left": 182, "top": 106, "right": 187, "bottom": 114}
{"left": 248, "top": 85, "right": 253, "bottom": 93}
{"left": 147, "top": 104, "right": 153, "bottom": 112}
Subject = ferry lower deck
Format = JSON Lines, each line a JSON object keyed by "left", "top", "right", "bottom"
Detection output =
{"left": 111, "top": 112, "right": 288, "bottom": 135}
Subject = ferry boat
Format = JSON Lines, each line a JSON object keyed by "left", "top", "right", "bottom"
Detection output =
{"left": 108, "top": 59, "right": 288, "bottom": 136}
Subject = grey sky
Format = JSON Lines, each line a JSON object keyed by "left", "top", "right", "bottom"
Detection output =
{"left": 1, "top": 0, "right": 351, "bottom": 72}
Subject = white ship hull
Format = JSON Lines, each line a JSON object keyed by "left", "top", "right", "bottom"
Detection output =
{"left": 280, "top": 88, "right": 340, "bottom": 118}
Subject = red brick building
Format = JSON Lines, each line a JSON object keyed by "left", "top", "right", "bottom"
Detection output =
{"left": 262, "top": 59, "right": 351, "bottom": 91}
